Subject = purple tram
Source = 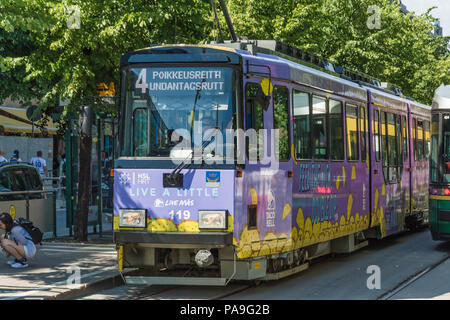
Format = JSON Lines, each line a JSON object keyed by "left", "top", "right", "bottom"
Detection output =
{"left": 113, "top": 40, "right": 431, "bottom": 285}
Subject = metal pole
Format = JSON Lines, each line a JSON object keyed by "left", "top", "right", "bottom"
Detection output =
{"left": 65, "top": 121, "right": 73, "bottom": 237}
{"left": 97, "top": 118, "right": 103, "bottom": 237}
{"left": 53, "top": 189, "right": 57, "bottom": 237}
{"left": 218, "top": 0, "right": 237, "bottom": 42}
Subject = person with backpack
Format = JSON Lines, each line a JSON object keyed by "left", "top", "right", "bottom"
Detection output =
{"left": 0, "top": 212, "right": 37, "bottom": 268}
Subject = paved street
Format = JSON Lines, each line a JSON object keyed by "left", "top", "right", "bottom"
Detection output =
{"left": 227, "top": 229, "right": 448, "bottom": 300}
{"left": 75, "top": 228, "right": 450, "bottom": 300}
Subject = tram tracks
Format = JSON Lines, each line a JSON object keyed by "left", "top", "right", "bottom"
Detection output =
{"left": 80, "top": 253, "right": 450, "bottom": 300}
{"left": 75, "top": 230, "right": 450, "bottom": 300}
{"left": 377, "top": 254, "right": 450, "bottom": 300}
{"left": 75, "top": 279, "right": 253, "bottom": 300}
{"left": 128, "top": 283, "right": 252, "bottom": 300}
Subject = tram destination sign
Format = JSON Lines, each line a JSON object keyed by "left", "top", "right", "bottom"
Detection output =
{"left": 133, "top": 67, "right": 230, "bottom": 96}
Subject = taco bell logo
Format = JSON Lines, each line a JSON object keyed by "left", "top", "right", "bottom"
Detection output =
{"left": 267, "top": 190, "right": 275, "bottom": 210}
{"left": 266, "top": 190, "right": 276, "bottom": 227}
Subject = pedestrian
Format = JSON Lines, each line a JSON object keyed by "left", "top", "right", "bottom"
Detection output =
{"left": 0, "top": 150, "right": 7, "bottom": 164}
{"left": 0, "top": 212, "right": 36, "bottom": 268}
{"left": 59, "top": 153, "right": 66, "bottom": 187}
{"left": 9, "top": 150, "right": 22, "bottom": 163}
{"left": 30, "top": 151, "right": 48, "bottom": 178}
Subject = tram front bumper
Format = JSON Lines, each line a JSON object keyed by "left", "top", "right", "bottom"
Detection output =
{"left": 114, "top": 231, "right": 233, "bottom": 247}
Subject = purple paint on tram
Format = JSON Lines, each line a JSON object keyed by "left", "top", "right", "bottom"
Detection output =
{"left": 113, "top": 41, "right": 430, "bottom": 285}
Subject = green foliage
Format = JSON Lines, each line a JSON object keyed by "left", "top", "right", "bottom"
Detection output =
{"left": 0, "top": 0, "right": 448, "bottom": 109}
{"left": 0, "top": 29, "right": 38, "bottom": 105}
{"left": 225, "top": 0, "right": 449, "bottom": 105}
{"left": 273, "top": 86, "right": 290, "bottom": 160}
{"left": 0, "top": 0, "right": 212, "bottom": 115}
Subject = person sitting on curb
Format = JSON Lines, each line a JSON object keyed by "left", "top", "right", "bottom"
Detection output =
{"left": 0, "top": 212, "right": 36, "bottom": 268}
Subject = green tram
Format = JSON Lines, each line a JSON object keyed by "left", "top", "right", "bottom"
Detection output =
{"left": 430, "top": 85, "right": 450, "bottom": 240}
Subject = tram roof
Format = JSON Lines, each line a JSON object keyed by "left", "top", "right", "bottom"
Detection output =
{"left": 122, "top": 43, "right": 368, "bottom": 101}
{"left": 120, "top": 44, "right": 242, "bottom": 66}
{"left": 121, "top": 43, "right": 431, "bottom": 113}
{"left": 240, "top": 50, "right": 368, "bottom": 101}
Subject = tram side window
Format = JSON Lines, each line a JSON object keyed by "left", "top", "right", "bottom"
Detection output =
{"left": 133, "top": 108, "right": 148, "bottom": 156}
{"left": 346, "top": 104, "right": 359, "bottom": 161}
{"left": 329, "top": 100, "right": 344, "bottom": 160}
{"left": 245, "top": 83, "right": 265, "bottom": 161}
{"left": 360, "top": 105, "right": 367, "bottom": 162}
{"left": 424, "top": 120, "right": 430, "bottom": 160}
{"left": 413, "top": 119, "right": 417, "bottom": 161}
{"left": 312, "top": 96, "right": 327, "bottom": 160}
{"left": 387, "top": 113, "right": 398, "bottom": 182}
{"left": 402, "top": 116, "right": 408, "bottom": 162}
{"left": 293, "top": 90, "right": 311, "bottom": 160}
{"left": 430, "top": 114, "right": 439, "bottom": 183}
{"left": 374, "top": 110, "right": 381, "bottom": 162}
{"left": 381, "top": 111, "right": 388, "bottom": 179}
{"left": 395, "top": 114, "right": 403, "bottom": 177}
{"left": 273, "top": 86, "right": 290, "bottom": 161}
{"left": 417, "top": 120, "right": 424, "bottom": 161}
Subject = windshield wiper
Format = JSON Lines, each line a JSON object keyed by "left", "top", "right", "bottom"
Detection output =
{"left": 164, "top": 133, "right": 216, "bottom": 188}
{"left": 170, "top": 131, "right": 217, "bottom": 176}
{"left": 189, "top": 77, "right": 206, "bottom": 149}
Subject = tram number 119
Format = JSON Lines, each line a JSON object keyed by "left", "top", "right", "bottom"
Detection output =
{"left": 169, "top": 210, "right": 191, "bottom": 220}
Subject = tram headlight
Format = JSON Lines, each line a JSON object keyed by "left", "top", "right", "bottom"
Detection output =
{"left": 119, "top": 209, "right": 147, "bottom": 228}
{"left": 198, "top": 210, "right": 227, "bottom": 230}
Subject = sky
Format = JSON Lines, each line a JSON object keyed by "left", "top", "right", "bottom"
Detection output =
{"left": 401, "top": 0, "right": 450, "bottom": 36}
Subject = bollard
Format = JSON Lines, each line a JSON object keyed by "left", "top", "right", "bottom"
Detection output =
{"left": 53, "top": 189, "right": 57, "bottom": 237}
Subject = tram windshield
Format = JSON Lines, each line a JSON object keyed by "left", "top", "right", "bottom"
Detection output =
{"left": 120, "top": 66, "right": 236, "bottom": 159}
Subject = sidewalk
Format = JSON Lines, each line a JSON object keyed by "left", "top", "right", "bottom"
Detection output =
{"left": 0, "top": 232, "right": 129, "bottom": 300}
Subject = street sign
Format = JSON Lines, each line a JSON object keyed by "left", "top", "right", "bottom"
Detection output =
{"left": 97, "top": 82, "right": 115, "bottom": 97}
{"left": 26, "top": 105, "right": 42, "bottom": 122}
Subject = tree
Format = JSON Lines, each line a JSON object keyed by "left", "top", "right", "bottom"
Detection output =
{"left": 0, "top": 29, "right": 39, "bottom": 106}
{"left": 0, "top": 0, "right": 212, "bottom": 240}
{"left": 225, "top": 0, "right": 449, "bottom": 105}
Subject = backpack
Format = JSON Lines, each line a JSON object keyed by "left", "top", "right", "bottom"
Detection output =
{"left": 16, "top": 218, "right": 43, "bottom": 245}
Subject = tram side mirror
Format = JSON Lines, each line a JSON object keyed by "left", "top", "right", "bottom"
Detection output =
{"left": 256, "top": 88, "right": 271, "bottom": 111}
{"left": 169, "top": 129, "right": 184, "bottom": 144}
{"left": 257, "top": 78, "right": 273, "bottom": 111}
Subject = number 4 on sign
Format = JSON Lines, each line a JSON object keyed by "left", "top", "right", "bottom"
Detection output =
{"left": 136, "top": 69, "right": 148, "bottom": 94}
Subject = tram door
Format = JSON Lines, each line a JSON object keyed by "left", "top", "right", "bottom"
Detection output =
{"left": 242, "top": 79, "right": 293, "bottom": 253}
{"left": 370, "top": 106, "right": 383, "bottom": 230}
{"left": 404, "top": 106, "right": 414, "bottom": 220}
{"left": 401, "top": 111, "right": 412, "bottom": 219}
{"left": 370, "top": 103, "right": 406, "bottom": 236}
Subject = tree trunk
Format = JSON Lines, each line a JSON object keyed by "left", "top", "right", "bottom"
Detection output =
{"left": 74, "top": 106, "right": 93, "bottom": 241}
